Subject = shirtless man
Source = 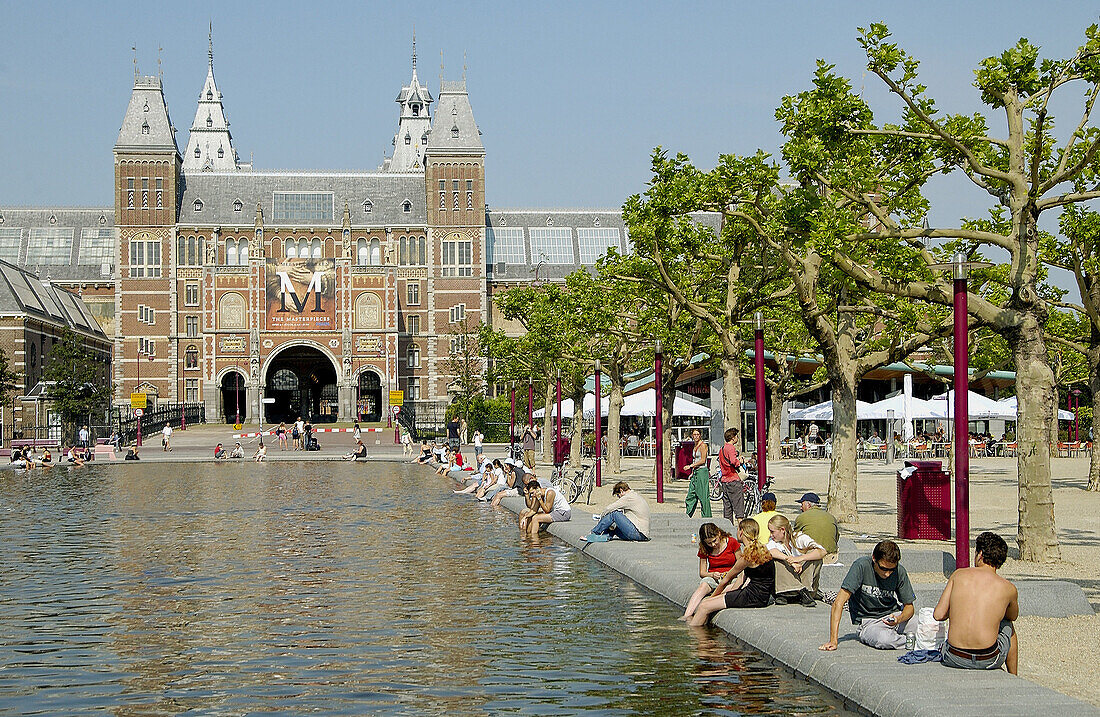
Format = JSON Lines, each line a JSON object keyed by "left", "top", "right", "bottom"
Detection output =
{"left": 934, "top": 531, "right": 1018, "bottom": 674}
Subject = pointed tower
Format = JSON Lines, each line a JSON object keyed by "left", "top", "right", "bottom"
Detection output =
{"left": 383, "top": 36, "right": 433, "bottom": 172}
{"left": 113, "top": 65, "right": 181, "bottom": 407}
{"left": 182, "top": 28, "right": 239, "bottom": 172}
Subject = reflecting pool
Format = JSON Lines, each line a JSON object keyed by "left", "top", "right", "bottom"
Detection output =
{"left": 0, "top": 462, "right": 852, "bottom": 715}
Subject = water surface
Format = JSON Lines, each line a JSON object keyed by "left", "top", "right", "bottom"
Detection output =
{"left": 0, "top": 462, "right": 851, "bottom": 715}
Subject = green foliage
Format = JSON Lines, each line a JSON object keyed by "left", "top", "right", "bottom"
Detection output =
{"left": 447, "top": 394, "right": 515, "bottom": 442}
{"left": 43, "top": 328, "right": 106, "bottom": 431}
{"left": 0, "top": 349, "right": 21, "bottom": 406}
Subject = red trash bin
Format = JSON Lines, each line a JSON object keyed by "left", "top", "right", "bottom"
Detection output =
{"left": 553, "top": 435, "right": 570, "bottom": 466}
{"left": 897, "top": 459, "right": 951, "bottom": 540}
{"left": 675, "top": 440, "right": 697, "bottom": 480}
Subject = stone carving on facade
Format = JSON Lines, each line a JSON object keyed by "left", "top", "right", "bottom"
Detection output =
{"left": 354, "top": 292, "right": 383, "bottom": 330}
{"left": 218, "top": 292, "right": 247, "bottom": 329}
{"left": 342, "top": 229, "right": 351, "bottom": 259}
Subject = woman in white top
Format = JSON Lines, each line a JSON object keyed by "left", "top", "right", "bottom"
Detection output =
{"left": 524, "top": 480, "right": 571, "bottom": 535}
{"left": 766, "top": 514, "right": 826, "bottom": 606}
{"left": 473, "top": 430, "right": 484, "bottom": 460}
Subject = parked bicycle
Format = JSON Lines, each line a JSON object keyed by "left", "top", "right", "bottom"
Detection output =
{"left": 708, "top": 468, "right": 774, "bottom": 515}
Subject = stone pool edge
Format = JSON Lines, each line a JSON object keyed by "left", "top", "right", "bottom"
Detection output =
{"left": 495, "top": 496, "right": 1099, "bottom": 717}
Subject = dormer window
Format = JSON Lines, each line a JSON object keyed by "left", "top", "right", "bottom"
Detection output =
{"left": 412, "top": 104, "right": 419, "bottom": 117}
{"left": 143, "top": 101, "right": 149, "bottom": 113}
{"left": 206, "top": 89, "right": 213, "bottom": 100}
{"left": 421, "top": 133, "right": 428, "bottom": 144}
{"left": 452, "top": 107, "right": 457, "bottom": 115}
{"left": 141, "top": 121, "right": 150, "bottom": 135}
{"left": 451, "top": 125, "right": 459, "bottom": 138}
{"left": 218, "top": 147, "right": 224, "bottom": 158}
{"left": 405, "top": 133, "right": 411, "bottom": 145}
{"left": 362, "top": 200, "right": 373, "bottom": 213}
{"left": 193, "top": 199, "right": 204, "bottom": 212}
{"left": 194, "top": 147, "right": 201, "bottom": 158}
{"left": 402, "top": 200, "right": 412, "bottom": 213}
{"left": 233, "top": 198, "right": 243, "bottom": 212}
{"left": 206, "top": 115, "right": 213, "bottom": 128}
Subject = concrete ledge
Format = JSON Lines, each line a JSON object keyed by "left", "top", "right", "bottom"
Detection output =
{"left": 497, "top": 497, "right": 1099, "bottom": 716}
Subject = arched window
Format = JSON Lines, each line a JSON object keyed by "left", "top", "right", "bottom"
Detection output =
{"left": 286, "top": 238, "right": 297, "bottom": 258}
{"left": 217, "top": 147, "right": 224, "bottom": 158}
{"left": 407, "top": 345, "right": 420, "bottom": 368}
{"left": 404, "top": 133, "right": 411, "bottom": 145}
{"left": 185, "top": 345, "right": 198, "bottom": 369}
{"left": 399, "top": 236, "right": 407, "bottom": 265}
{"left": 194, "top": 147, "right": 201, "bottom": 158}
{"left": 237, "top": 239, "right": 248, "bottom": 265}
{"left": 356, "top": 238, "right": 368, "bottom": 266}
{"left": 226, "top": 238, "right": 237, "bottom": 266}
{"left": 271, "top": 368, "right": 298, "bottom": 391}
{"left": 370, "top": 238, "right": 381, "bottom": 265}
{"left": 419, "top": 236, "right": 426, "bottom": 265}
{"left": 402, "top": 200, "right": 412, "bottom": 213}
{"left": 311, "top": 238, "right": 321, "bottom": 258}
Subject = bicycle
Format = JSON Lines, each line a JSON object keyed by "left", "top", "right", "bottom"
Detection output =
{"left": 560, "top": 463, "right": 595, "bottom": 505}
{"left": 709, "top": 468, "right": 773, "bottom": 516}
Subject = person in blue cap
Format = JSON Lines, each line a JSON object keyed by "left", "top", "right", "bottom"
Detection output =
{"left": 793, "top": 492, "right": 840, "bottom": 566}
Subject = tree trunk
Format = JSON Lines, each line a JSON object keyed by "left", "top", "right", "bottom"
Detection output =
{"left": 607, "top": 376, "right": 624, "bottom": 475}
{"left": 827, "top": 370, "right": 860, "bottom": 524}
{"left": 570, "top": 386, "right": 585, "bottom": 468}
{"left": 767, "top": 390, "right": 784, "bottom": 461}
{"left": 1089, "top": 346, "right": 1100, "bottom": 492}
{"left": 721, "top": 356, "right": 743, "bottom": 436}
{"left": 1010, "top": 312, "right": 1061, "bottom": 562}
{"left": 659, "top": 374, "right": 677, "bottom": 487}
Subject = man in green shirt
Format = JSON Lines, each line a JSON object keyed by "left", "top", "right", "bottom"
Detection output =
{"left": 820, "top": 540, "right": 916, "bottom": 651}
{"left": 793, "top": 492, "right": 840, "bottom": 563}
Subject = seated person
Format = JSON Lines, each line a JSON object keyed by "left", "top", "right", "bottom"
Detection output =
{"left": 766, "top": 515, "right": 825, "bottom": 607}
{"left": 820, "top": 540, "right": 915, "bottom": 651}
{"left": 435, "top": 448, "right": 453, "bottom": 475}
{"left": 343, "top": 440, "right": 368, "bottom": 461}
{"left": 213, "top": 443, "right": 227, "bottom": 459}
{"left": 229, "top": 442, "right": 245, "bottom": 459}
{"left": 254, "top": 441, "right": 268, "bottom": 462}
{"left": 680, "top": 522, "right": 741, "bottom": 621}
{"left": 935, "top": 531, "right": 1018, "bottom": 674}
{"left": 454, "top": 458, "right": 494, "bottom": 494}
{"left": 124, "top": 446, "right": 140, "bottom": 460}
{"left": 39, "top": 448, "right": 53, "bottom": 466}
{"left": 688, "top": 519, "right": 775, "bottom": 625}
{"left": 490, "top": 459, "right": 527, "bottom": 506}
{"left": 793, "top": 492, "right": 840, "bottom": 565}
{"left": 582, "top": 481, "right": 651, "bottom": 542}
{"left": 521, "top": 475, "right": 571, "bottom": 536}
{"left": 66, "top": 446, "right": 86, "bottom": 466}
{"left": 748, "top": 493, "right": 780, "bottom": 546}
{"left": 416, "top": 441, "right": 433, "bottom": 464}
{"left": 477, "top": 459, "right": 510, "bottom": 501}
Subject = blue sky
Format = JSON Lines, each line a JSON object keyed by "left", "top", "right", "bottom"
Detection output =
{"left": 1, "top": 0, "right": 1098, "bottom": 230}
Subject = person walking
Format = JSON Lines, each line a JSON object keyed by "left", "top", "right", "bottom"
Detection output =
{"left": 685, "top": 428, "right": 712, "bottom": 518}
{"left": 161, "top": 423, "right": 173, "bottom": 452}
{"left": 716, "top": 427, "right": 746, "bottom": 520}
{"left": 522, "top": 422, "right": 537, "bottom": 469}
{"left": 473, "top": 429, "right": 484, "bottom": 461}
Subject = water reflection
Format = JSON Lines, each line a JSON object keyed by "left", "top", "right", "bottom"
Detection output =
{"left": 0, "top": 463, "right": 850, "bottom": 715}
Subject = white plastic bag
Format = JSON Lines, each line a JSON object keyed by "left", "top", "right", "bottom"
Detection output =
{"left": 914, "top": 606, "right": 947, "bottom": 650}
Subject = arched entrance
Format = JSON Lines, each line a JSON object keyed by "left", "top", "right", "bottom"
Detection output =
{"left": 221, "top": 371, "right": 247, "bottom": 424}
{"left": 357, "top": 371, "right": 383, "bottom": 422}
{"left": 264, "top": 345, "right": 339, "bottom": 424}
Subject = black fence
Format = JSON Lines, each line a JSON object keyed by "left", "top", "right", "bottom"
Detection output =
{"left": 396, "top": 400, "right": 448, "bottom": 442}
{"left": 115, "top": 403, "right": 206, "bottom": 445}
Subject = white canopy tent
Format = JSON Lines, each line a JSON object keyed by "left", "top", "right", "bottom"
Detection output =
{"left": 621, "top": 389, "right": 711, "bottom": 418}
{"left": 533, "top": 390, "right": 703, "bottom": 419}
{"left": 996, "top": 396, "right": 1074, "bottom": 420}
{"left": 928, "top": 390, "right": 1013, "bottom": 420}
{"left": 788, "top": 399, "right": 874, "bottom": 422}
{"left": 863, "top": 393, "right": 940, "bottom": 420}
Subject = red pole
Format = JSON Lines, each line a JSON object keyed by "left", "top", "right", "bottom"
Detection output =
{"left": 509, "top": 383, "right": 516, "bottom": 453}
{"left": 135, "top": 347, "right": 142, "bottom": 447}
{"left": 1073, "top": 392, "right": 1080, "bottom": 443}
{"left": 527, "top": 380, "right": 533, "bottom": 428}
{"left": 555, "top": 370, "right": 562, "bottom": 465}
{"left": 655, "top": 341, "right": 664, "bottom": 504}
{"left": 595, "top": 360, "right": 602, "bottom": 488}
{"left": 236, "top": 362, "right": 241, "bottom": 427}
{"left": 953, "top": 255, "right": 971, "bottom": 569}
{"left": 754, "top": 313, "right": 767, "bottom": 491}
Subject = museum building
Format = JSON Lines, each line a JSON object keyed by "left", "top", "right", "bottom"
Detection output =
{"left": 0, "top": 45, "right": 630, "bottom": 425}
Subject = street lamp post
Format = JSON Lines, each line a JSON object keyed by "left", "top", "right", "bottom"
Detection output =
{"left": 509, "top": 382, "right": 516, "bottom": 455}
{"left": 594, "top": 360, "right": 602, "bottom": 488}
{"left": 655, "top": 340, "right": 664, "bottom": 504}
{"left": 1071, "top": 389, "right": 1081, "bottom": 443}
{"left": 527, "top": 379, "right": 533, "bottom": 429}
{"left": 929, "top": 252, "right": 991, "bottom": 570}
{"left": 555, "top": 369, "right": 562, "bottom": 466}
{"left": 753, "top": 313, "right": 767, "bottom": 491}
{"left": 135, "top": 346, "right": 142, "bottom": 447}
{"left": 235, "top": 360, "right": 241, "bottom": 427}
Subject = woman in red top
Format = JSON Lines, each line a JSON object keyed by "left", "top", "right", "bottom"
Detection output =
{"left": 680, "top": 522, "right": 741, "bottom": 621}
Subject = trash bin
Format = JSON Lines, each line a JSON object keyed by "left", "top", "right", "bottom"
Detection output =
{"left": 897, "top": 459, "right": 951, "bottom": 540}
{"left": 553, "top": 435, "right": 570, "bottom": 466}
{"left": 675, "top": 440, "right": 697, "bottom": 480}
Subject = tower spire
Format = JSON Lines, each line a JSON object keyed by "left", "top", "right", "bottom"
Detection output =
{"left": 208, "top": 21, "right": 213, "bottom": 67}
{"left": 411, "top": 28, "right": 416, "bottom": 72}
{"left": 132, "top": 45, "right": 138, "bottom": 79}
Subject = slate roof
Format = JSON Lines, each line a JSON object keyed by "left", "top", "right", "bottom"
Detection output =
{"left": 427, "top": 81, "right": 483, "bottom": 155}
{"left": 0, "top": 260, "right": 108, "bottom": 339}
{"left": 178, "top": 171, "right": 428, "bottom": 227}
{"left": 0, "top": 208, "right": 114, "bottom": 282}
{"left": 115, "top": 76, "right": 180, "bottom": 155}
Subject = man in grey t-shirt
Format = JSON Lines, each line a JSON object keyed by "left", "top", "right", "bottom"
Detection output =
{"left": 820, "top": 540, "right": 916, "bottom": 651}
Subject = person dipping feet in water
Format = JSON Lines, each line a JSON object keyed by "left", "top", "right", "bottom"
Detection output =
{"left": 681, "top": 522, "right": 741, "bottom": 621}
{"left": 688, "top": 519, "right": 774, "bottom": 626}
{"left": 934, "top": 531, "right": 1018, "bottom": 674}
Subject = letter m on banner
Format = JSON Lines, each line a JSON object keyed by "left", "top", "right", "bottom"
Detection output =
{"left": 276, "top": 270, "right": 325, "bottom": 313}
